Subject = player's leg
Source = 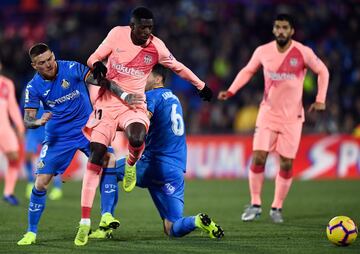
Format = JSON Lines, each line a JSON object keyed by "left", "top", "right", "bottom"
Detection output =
{"left": 270, "top": 155, "right": 293, "bottom": 223}
{"left": 123, "top": 122, "right": 146, "bottom": 192}
{"left": 17, "top": 173, "right": 53, "bottom": 245}
{"left": 18, "top": 140, "right": 79, "bottom": 245}
{"left": 150, "top": 175, "right": 224, "bottom": 239}
{"left": 77, "top": 110, "right": 117, "bottom": 245}
{"left": 3, "top": 151, "right": 21, "bottom": 205}
{"left": 89, "top": 157, "right": 131, "bottom": 239}
{"left": 270, "top": 122, "right": 302, "bottom": 223}
{"left": 242, "top": 126, "right": 276, "bottom": 221}
{"left": 2, "top": 128, "right": 21, "bottom": 205}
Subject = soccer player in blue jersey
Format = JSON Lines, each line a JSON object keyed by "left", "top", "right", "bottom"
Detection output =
{"left": 89, "top": 64, "right": 224, "bottom": 240}
{"left": 17, "top": 43, "right": 93, "bottom": 245}
{"left": 24, "top": 103, "right": 63, "bottom": 201}
{"left": 17, "top": 43, "right": 144, "bottom": 246}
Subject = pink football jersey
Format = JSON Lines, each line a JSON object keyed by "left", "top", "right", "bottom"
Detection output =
{"left": 87, "top": 26, "right": 205, "bottom": 106}
{"left": 228, "top": 40, "right": 329, "bottom": 124}
{"left": 0, "top": 75, "right": 24, "bottom": 134}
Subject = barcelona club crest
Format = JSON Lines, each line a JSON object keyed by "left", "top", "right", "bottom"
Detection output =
{"left": 144, "top": 55, "right": 152, "bottom": 64}
{"left": 61, "top": 79, "right": 70, "bottom": 89}
{"left": 290, "top": 58, "right": 298, "bottom": 67}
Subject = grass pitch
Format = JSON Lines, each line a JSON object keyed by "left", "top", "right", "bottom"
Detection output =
{"left": 0, "top": 179, "right": 359, "bottom": 254}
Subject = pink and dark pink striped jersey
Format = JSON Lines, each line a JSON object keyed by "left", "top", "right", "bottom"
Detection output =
{"left": 228, "top": 40, "right": 329, "bottom": 124}
{"left": 88, "top": 26, "right": 205, "bottom": 107}
{"left": 0, "top": 75, "right": 24, "bottom": 135}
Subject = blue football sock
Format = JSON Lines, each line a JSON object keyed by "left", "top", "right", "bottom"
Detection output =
{"left": 25, "top": 160, "right": 35, "bottom": 182}
{"left": 28, "top": 187, "right": 47, "bottom": 233}
{"left": 100, "top": 173, "right": 118, "bottom": 215}
{"left": 170, "top": 216, "right": 196, "bottom": 237}
{"left": 53, "top": 175, "right": 62, "bottom": 189}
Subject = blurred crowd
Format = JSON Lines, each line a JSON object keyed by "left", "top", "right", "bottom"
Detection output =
{"left": 0, "top": 0, "right": 359, "bottom": 134}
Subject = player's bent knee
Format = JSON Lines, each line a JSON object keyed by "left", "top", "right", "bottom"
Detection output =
{"left": 253, "top": 152, "right": 267, "bottom": 166}
{"left": 128, "top": 136, "right": 145, "bottom": 148}
{"left": 89, "top": 142, "right": 108, "bottom": 164}
{"left": 280, "top": 159, "right": 293, "bottom": 171}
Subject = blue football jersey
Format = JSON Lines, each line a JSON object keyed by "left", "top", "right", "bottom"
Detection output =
{"left": 24, "top": 60, "right": 92, "bottom": 141}
{"left": 144, "top": 88, "right": 187, "bottom": 171}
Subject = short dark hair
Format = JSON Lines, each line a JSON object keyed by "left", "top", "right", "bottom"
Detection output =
{"left": 29, "top": 43, "right": 50, "bottom": 59}
{"left": 131, "top": 7, "right": 154, "bottom": 21}
{"left": 152, "top": 64, "right": 167, "bottom": 84}
{"left": 274, "top": 14, "right": 295, "bottom": 28}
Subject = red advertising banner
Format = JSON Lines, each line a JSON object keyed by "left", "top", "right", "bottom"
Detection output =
{"left": 185, "top": 134, "right": 360, "bottom": 179}
{"left": 0, "top": 134, "right": 359, "bottom": 180}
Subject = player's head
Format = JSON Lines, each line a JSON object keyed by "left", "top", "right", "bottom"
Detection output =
{"left": 29, "top": 43, "right": 57, "bottom": 80}
{"left": 146, "top": 64, "right": 167, "bottom": 91}
{"left": 273, "top": 14, "right": 295, "bottom": 47}
{"left": 130, "top": 7, "right": 154, "bottom": 46}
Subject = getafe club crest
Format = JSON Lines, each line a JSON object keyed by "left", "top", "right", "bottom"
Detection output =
{"left": 290, "top": 58, "right": 298, "bottom": 67}
{"left": 144, "top": 55, "right": 152, "bottom": 64}
{"left": 61, "top": 79, "right": 70, "bottom": 89}
{"left": 37, "top": 160, "right": 45, "bottom": 169}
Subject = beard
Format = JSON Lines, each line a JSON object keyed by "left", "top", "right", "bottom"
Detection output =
{"left": 276, "top": 36, "right": 290, "bottom": 47}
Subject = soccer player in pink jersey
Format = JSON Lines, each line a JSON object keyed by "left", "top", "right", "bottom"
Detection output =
{"left": 218, "top": 14, "right": 329, "bottom": 223}
{"left": 75, "top": 7, "right": 212, "bottom": 245}
{"left": 0, "top": 60, "right": 25, "bottom": 206}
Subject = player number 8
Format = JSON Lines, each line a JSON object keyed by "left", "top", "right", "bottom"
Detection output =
{"left": 171, "top": 104, "right": 184, "bottom": 136}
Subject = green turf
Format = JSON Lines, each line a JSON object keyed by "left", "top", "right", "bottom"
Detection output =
{"left": 0, "top": 180, "right": 359, "bottom": 253}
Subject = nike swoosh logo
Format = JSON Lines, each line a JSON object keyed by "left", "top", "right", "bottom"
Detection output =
{"left": 104, "top": 189, "right": 116, "bottom": 194}
{"left": 69, "top": 63, "right": 75, "bottom": 68}
{"left": 29, "top": 208, "right": 41, "bottom": 212}
{"left": 43, "top": 89, "right": 50, "bottom": 96}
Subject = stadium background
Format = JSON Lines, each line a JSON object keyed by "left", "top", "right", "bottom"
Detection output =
{"left": 0, "top": 0, "right": 359, "bottom": 180}
{"left": 0, "top": 1, "right": 359, "bottom": 253}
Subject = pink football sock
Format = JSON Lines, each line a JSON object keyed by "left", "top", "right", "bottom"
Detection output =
{"left": 81, "top": 162, "right": 102, "bottom": 218}
{"left": 249, "top": 165, "right": 265, "bottom": 206}
{"left": 3, "top": 160, "right": 19, "bottom": 196}
{"left": 271, "top": 169, "right": 293, "bottom": 209}
{"left": 127, "top": 143, "right": 145, "bottom": 166}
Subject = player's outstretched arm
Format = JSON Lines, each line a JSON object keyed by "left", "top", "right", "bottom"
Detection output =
{"left": 24, "top": 109, "right": 52, "bottom": 129}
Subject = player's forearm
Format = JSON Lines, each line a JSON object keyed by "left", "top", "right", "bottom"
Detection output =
{"left": 86, "top": 73, "right": 126, "bottom": 99}
{"left": 315, "top": 63, "right": 330, "bottom": 103}
{"left": 227, "top": 68, "right": 254, "bottom": 95}
{"left": 171, "top": 62, "right": 205, "bottom": 90}
{"left": 24, "top": 115, "right": 42, "bottom": 129}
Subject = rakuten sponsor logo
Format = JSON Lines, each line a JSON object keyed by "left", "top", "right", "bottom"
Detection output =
{"left": 112, "top": 63, "right": 145, "bottom": 78}
{"left": 267, "top": 71, "right": 296, "bottom": 81}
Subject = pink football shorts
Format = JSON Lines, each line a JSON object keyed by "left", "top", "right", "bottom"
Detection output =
{"left": 253, "top": 120, "right": 303, "bottom": 159}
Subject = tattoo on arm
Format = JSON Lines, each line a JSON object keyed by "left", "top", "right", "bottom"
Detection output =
{"left": 24, "top": 109, "right": 40, "bottom": 129}
{"left": 86, "top": 72, "right": 126, "bottom": 99}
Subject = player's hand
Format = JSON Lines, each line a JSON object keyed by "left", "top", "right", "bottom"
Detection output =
{"left": 198, "top": 85, "right": 213, "bottom": 102}
{"left": 93, "top": 61, "right": 107, "bottom": 81}
{"left": 97, "top": 77, "right": 110, "bottom": 88}
{"left": 308, "top": 102, "right": 326, "bottom": 113}
{"left": 38, "top": 112, "right": 52, "bottom": 126}
{"left": 218, "top": 90, "right": 233, "bottom": 101}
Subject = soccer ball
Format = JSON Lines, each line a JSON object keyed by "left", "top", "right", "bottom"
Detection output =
{"left": 326, "top": 216, "right": 358, "bottom": 246}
